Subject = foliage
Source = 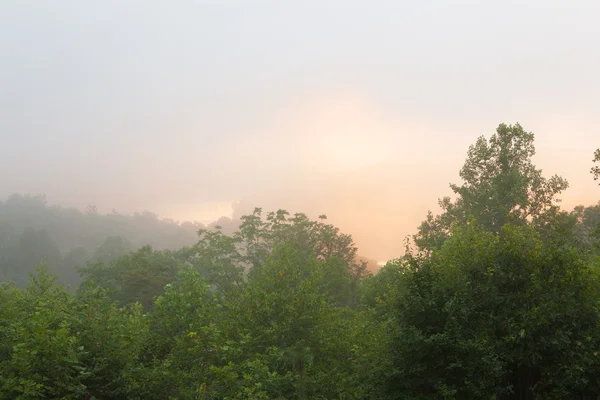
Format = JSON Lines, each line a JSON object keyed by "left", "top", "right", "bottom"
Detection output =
{"left": 60, "top": 246, "right": 90, "bottom": 287}
{"left": 0, "top": 227, "right": 62, "bottom": 287}
{"left": 1, "top": 123, "right": 599, "bottom": 399}
{"left": 387, "top": 221, "right": 600, "bottom": 399}
{"left": 187, "top": 227, "right": 245, "bottom": 295}
{"left": 414, "top": 123, "right": 568, "bottom": 252}
{"left": 78, "top": 245, "right": 181, "bottom": 310}
{"left": 0, "top": 193, "right": 208, "bottom": 287}
{"left": 92, "top": 236, "right": 134, "bottom": 264}
{"left": 592, "top": 149, "right": 600, "bottom": 183}
{"left": 0, "top": 265, "right": 88, "bottom": 400}
{"left": 187, "top": 208, "right": 368, "bottom": 306}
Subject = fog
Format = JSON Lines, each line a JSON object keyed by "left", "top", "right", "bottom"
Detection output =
{"left": 1, "top": 1, "right": 599, "bottom": 262}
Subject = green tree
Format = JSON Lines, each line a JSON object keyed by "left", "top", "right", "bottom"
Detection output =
{"left": 1, "top": 228, "right": 62, "bottom": 287}
{"left": 387, "top": 221, "right": 600, "bottom": 399}
{"left": 117, "top": 269, "right": 217, "bottom": 399}
{"left": 121, "top": 267, "right": 256, "bottom": 400}
{"left": 185, "top": 208, "right": 368, "bottom": 307}
{"left": 415, "top": 123, "right": 569, "bottom": 252}
{"left": 563, "top": 203, "right": 600, "bottom": 253}
{"left": 232, "top": 243, "right": 346, "bottom": 399}
{"left": 59, "top": 246, "right": 90, "bottom": 288}
{"left": 92, "top": 235, "right": 133, "bottom": 264}
{"left": 72, "top": 285, "right": 147, "bottom": 400}
{"left": 235, "top": 208, "right": 363, "bottom": 277}
{"left": 79, "top": 245, "right": 180, "bottom": 310}
{"left": 188, "top": 226, "right": 245, "bottom": 295}
{"left": 0, "top": 282, "right": 23, "bottom": 371}
{"left": 0, "top": 265, "right": 87, "bottom": 400}
{"left": 360, "top": 258, "right": 403, "bottom": 318}
{"left": 592, "top": 148, "right": 600, "bottom": 184}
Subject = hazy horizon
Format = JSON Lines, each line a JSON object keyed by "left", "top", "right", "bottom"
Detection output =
{"left": 2, "top": 1, "right": 599, "bottom": 262}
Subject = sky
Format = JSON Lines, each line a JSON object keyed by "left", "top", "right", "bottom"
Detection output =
{"left": 1, "top": 1, "right": 599, "bottom": 262}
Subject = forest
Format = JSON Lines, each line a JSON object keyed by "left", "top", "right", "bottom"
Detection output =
{"left": 1, "top": 123, "right": 600, "bottom": 399}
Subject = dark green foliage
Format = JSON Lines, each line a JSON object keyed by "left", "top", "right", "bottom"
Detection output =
{"left": 414, "top": 123, "right": 568, "bottom": 252}
{"left": 387, "top": 221, "right": 600, "bottom": 400}
{"left": 78, "top": 245, "right": 181, "bottom": 310}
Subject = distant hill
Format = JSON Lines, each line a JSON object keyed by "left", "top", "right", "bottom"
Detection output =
{"left": 0, "top": 193, "right": 208, "bottom": 252}
{"left": 0, "top": 193, "right": 383, "bottom": 287}
{"left": 0, "top": 193, "right": 222, "bottom": 287}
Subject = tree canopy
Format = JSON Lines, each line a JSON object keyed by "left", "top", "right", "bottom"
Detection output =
{"left": 414, "top": 123, "right": 569, "bottom": 252}
{"left": 1, "top": 122, "right": 599, "bottom": 399}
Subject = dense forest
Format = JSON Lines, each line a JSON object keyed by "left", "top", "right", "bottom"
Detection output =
{"left": 1, "top": 123, "right": 600, "bottom": 399}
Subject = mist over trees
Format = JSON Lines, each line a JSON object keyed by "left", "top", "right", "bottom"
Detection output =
{"left": 0, "top": 194, "right": 378, "bottom": 290}
{"left": 0, "top": 123, "right": 599, "bottom": 399}
{"left": 0, "top": 194, "right": 226, "bottom": 288}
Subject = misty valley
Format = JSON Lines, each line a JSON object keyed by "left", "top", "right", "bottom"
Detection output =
{"left": 0, "top": 124, "right": 599, "bottom": 399}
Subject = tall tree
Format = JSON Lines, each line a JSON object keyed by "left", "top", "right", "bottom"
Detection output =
{"left": 592, "top": 148, "right": 600, "bottom": 184}
{"left": 414, "top": 123, "right": 569, "bottom": 252}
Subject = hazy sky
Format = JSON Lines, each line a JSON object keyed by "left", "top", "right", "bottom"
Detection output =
{"left": 1, "top": 1, "right": 599, "bottom": 261}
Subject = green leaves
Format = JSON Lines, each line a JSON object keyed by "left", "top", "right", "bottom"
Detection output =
{"left": 4, "top": 138, "right": 598, "bottom": 400}
{"left": 388, "top": 221, "right": 600, "bottom": 399}
{"left": 415, "top": 123, "right": 569, "bottom": 252}
{"left": 0, "top": 266, "right": 88, "bottom": 400}
{"left": 78, "top": 245, "right": 181, "bottom": 311}
{"left": 592, "top": 148, "right": 600, "bottom": 184}
{"left": 185, "top": 208, "right": 365, "bottom": 307}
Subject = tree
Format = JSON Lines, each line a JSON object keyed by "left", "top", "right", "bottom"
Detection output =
{"left": 0, "top": 265, "right": 88, "bottom": 399}
{"left": 79, "top": 245, "right": 181, "bottom": 310}
{"left": 72, "top": 285, "right": 146, "bottom": 400}
{"left": 187, "top": 226, "right": 245, "bottom": 295}
{"left": 184, "top": 208, "right": 368, "bottom": 306}
{"left": 92, "top": 236, "right": 133, "bottom": 264}
{"left": 560, "top": 203, "right": 600, "bottom": 253}
{"left": 592, "top": 149, "right": 600, "bottom": 184}
{"left": 122, "top": 267, "right": 221, "bottom": 399}
{"left": 0, "top": 264, "right": 147, "bottom": 400}
{"left": 85, "top": 205, "right": 98, "bottom": 215}
{"left": 235, "top": 208, "right": 363, "bottom": 276}
{"left": 1, "top": 228, "right": 63, "bottom": 287}
{"left": 235, "top": 243, "right": 334, "bottom": 399}
{"left": 387, "top": 220, "right": 600, "bottom": 399}
{"left": 0, "top": 193, "right": 203, "bottom": 270}
{"left": 0, "top": 281, "right": 23, "bottom": 372}
{"left": 360, "top": 259, "right": 403, "bottom": 317}
{"left": 414, "top": 123, "right": 569, "bottom": 252}
{"left": 58, "top": 246, "right": 90, "bottom": 288}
